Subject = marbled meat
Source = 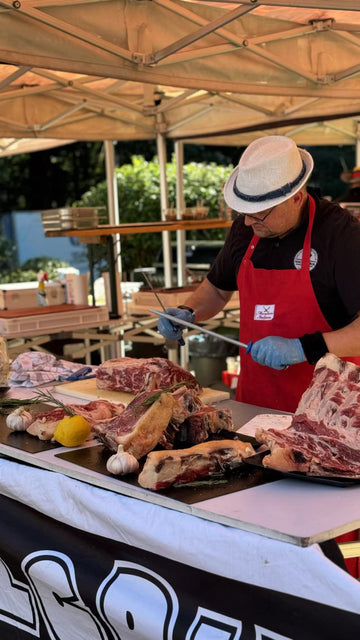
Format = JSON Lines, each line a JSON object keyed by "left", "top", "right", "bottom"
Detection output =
{"left": 256, "top": 353, "right": 360, "bottom": 477}
{"left": 92, "top": 391, "right": 175, "bottom": 458}
{"left": 26, "top": 399, "right": 125, "bottom": 441}
{"left": 96, "top": 357, "right": 201, "bottom": 394}
{"left": 94, "top": 384, "right": 235, "bottom": 453}
{"left": 138, "top": 439, "right": 255, "bottom": 490}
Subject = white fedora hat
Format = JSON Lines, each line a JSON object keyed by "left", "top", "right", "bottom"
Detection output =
{"left": 224, "top": 135, "right": 314, "bottom": 215}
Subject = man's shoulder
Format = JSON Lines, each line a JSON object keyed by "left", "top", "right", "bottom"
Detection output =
{"left": 312, "top": 194, "right": 360, "bottom": 253}
{"left": 314, "top": 194, "right": 359, "bottom": 226}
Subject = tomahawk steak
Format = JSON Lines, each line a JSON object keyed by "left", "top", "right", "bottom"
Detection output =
{"left": 256, "top": 353, "right": 360, "bottom": 476}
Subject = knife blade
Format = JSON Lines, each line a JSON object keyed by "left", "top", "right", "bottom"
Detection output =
{"left": 142, "top": 272, "right": 167, "bottom": 312}
{"left": 150, "top": 308, "right": 252, "bottom": 352}
{"left": 143, "top": 273, "right": 185, "bottom": 345}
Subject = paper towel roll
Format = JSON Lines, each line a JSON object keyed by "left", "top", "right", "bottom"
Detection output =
{"left": 66, "top": 273, "right": 89, "bottom": 305}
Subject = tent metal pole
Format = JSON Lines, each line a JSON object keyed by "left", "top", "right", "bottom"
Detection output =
{"left": 104, "top": 140, "right": 122, "bottom": 275}
{"left": 175, "top": 140, "right": 186, "bottom": 287}
{"left": 356, "top": 122, "right": 360, "bottom": 165}
{"left": 104, "top": 140, "right": 122, "bottom": 320}
{"left": 175, "top": 140, "right": 189, "bottom": 369}
{"left": 157, "top": 132, "right": 173, "bottom": 288}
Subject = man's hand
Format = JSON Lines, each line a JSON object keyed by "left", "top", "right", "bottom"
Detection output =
{"left": 250, "top": 336, "right": 306, "bottom": 370}
{"left": 157, "top": 307, "right": 194, "bottom": 342}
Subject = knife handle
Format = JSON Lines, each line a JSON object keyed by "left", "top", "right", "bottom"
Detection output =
{"left": 246, "top": 340, "right": 253, "bottom": 354}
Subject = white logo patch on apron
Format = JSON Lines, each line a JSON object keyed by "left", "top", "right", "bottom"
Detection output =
{"left": 254, "top": 304, "right": 275, "bottom": 320}
{"left": 294, "top": 248, "right": 318, "bottom": 270}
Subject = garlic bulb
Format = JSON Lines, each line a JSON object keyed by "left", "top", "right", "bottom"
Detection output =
{"left": 6, "top": 407, "right": 33, "bottom": 431}
{"left": 106, "top": 445, "right": 139, "bottom": 476}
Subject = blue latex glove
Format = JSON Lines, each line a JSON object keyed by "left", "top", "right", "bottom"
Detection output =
{"left": 250, "top": 336, "right": 306, "bottom": 370}
{"left": 157, "top": 307, "right": 195, "bottom": 343}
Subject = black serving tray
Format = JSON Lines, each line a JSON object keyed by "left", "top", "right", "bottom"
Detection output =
{"left": 55, "top": 435, "right": 277, "bottom": 505}
{"left": 243, "top": 450, "right": 359, "bottom": 488}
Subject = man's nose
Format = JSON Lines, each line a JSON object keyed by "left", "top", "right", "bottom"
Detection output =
{"left": 244, "top": 214, "right": 255, "bottom": 226}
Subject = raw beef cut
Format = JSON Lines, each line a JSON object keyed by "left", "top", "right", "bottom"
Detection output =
{"left": 92, "top": 391, "right": 175, "bottom": 458}
{"left": 256, "top": 353, "right": 360, "bottom": 476}
{"left": 96, "top": 357, "right": 201, "bottom": 394}
{"left": 160, "top": 405, "right": 235, "bottom": 449}
{"left": 26, "top": 407, "right": 68, "bottom": 440}
{"left": 93, "top": 382, "right": 234, "bottom": 453}
{"left": 26, "top": 399, "right": 125, "bottom": 441}
{"left": 137, "top": 439, "right": 255, "bottom": 490}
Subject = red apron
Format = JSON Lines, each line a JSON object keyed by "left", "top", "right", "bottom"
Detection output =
{"left": 236, "top": 195, "right": 360, "bottom": 412}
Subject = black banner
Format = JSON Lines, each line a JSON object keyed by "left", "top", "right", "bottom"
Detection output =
{"left": 1, "top": 494, "right": 359, "bottom": 639}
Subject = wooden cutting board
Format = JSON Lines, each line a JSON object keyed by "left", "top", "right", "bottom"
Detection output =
{"left": 54, "top": 377, "right": 230, "bottom": 405}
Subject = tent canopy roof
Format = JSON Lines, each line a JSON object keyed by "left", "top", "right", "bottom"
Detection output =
{"left": 1, "top": 0, "right": 360, "bottom": 151}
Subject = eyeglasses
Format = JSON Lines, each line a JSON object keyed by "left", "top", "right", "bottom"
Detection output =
{"left": 238, "top": 205, "right": 277, "bottom": 223}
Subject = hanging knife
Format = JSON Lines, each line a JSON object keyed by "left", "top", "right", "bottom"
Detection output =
{"left": 150, "top": 308, "right": 252, "bottom": 353}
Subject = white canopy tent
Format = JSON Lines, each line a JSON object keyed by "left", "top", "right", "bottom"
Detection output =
{"left": 2, "top": 0, "right": 360, "bottom": 286}
{"left": 0, "top": 1, "right": 360, "bottom": 148}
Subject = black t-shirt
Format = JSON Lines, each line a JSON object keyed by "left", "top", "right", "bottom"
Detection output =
{"left": 207, "top": 193, "right": 360, "bottom": 330}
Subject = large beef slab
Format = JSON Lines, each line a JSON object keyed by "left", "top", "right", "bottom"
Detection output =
{"left": 96, "top": 357, "right": 201, "bottom": 394}
{"left": 256, "top": 353, "right": 360, "bottom": 477}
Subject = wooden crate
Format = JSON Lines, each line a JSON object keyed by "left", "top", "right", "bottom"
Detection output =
{"left": 0, "top": 304, "right": 109, "bottom": 337}
{"left": 132, "top": 286, "right": 239, "bottom": 312}
{"left": 132, "top": 286, "right": 197, "bottom": 309}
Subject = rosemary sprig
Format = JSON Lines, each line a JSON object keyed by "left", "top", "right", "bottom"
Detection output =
{"left": 0, "top": 397, "right": 40, "bottom": 413}
{"left": 139, "top": 379, "right": 198, "bottom": 408}
{"left": 0, "top": 389, "right": 75, "bottom": 415}
{"left": 33, "top": 390, "right": 75, "bottom": 416}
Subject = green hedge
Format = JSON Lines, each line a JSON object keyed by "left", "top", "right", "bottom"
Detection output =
{"left": 75, "top": 155, "right": 233, "bottom": 279}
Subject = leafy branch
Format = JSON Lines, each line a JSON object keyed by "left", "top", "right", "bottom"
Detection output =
{"left": 0, "top": 389, "right": 75, "bottom": 415}
{"left": 33, "top": 390, "right": 75, "bottom": 415}
{"left": 139, "top": 379, "right": 198, "bottom": 408}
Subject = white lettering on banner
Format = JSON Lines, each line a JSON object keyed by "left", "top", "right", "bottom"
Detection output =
{"left": 22, "top": 551, "right": 107, "bottom": 640}
{"left": 96, "top": 561, "right": 178, "bottom": 639}
{"left": 0, "top": 550, "right": 306, "bottom": 640}
{"left": 0, "top": 558, "right": 39, "bottom": 636}
{"left": 254, "top": 305, "right": 275, "bottom": 321}
{"left": 255, "top": 625, "right": 294, "bottom": 640}
{"left": 186, "top": 607, "right": 242, "bottom": 639}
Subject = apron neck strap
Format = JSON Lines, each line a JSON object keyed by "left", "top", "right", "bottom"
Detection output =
{"left": 245, "top": 193, "right": 315, "bottom": 268}
{"left": 301, "top": 194, "right": 315, "bottom": 270}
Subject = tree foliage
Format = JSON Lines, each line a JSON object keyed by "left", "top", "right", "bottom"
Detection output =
{"left": 75, "top": 155, "right": 233, "bottom": 278}
{"left": 0, "top": 255, "right": 72, "bottom": 284}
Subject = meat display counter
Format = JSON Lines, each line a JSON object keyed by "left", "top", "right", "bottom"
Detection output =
{"left": 0, "top": 387, "right": 360, "bottom": 638}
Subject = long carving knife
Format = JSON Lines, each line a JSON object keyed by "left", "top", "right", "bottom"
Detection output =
{"left": 150, "top": 308, "right": 252, "bottom": 352}
{"left": 142, "top": 273, "right": 185, "bottom": 346}
{"left": 142, "top": 272, "right": 167, "bottom": 312}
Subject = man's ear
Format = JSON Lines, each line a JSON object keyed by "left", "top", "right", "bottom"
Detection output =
{"left": 293, "top": 188, "right": 306, "bottom": 208}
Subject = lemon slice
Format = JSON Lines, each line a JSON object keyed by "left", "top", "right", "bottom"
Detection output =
{"left": 53, "top": 415, "right": 91, "bottom": 447}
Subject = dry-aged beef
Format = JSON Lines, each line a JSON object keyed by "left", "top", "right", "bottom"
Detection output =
{"left": 157, "top": 386, "right": 234, "bottom": 449}
{"left": 168, "top": 385, "right": 203, "bottom": 425}
{"left": 26, "top": 399, "right": 125, "bottom": 441}
{"left": 92, "top": 391, "right": 175, "bottom": 458}
{"left": 96, "top": 357, "right": 201, "bottom": 394}
{"left": 138, "top": 439, "right": 255, "bottom": 490}
{"left": 256, "top": 353, "right": 360, "bottom": 476}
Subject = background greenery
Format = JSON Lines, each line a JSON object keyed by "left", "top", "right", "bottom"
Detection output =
{"left": 0, "top": 140, "right": 356, "bottom": 283}
{"left": 74, "top": 155, "right": 232, "bottom": 280}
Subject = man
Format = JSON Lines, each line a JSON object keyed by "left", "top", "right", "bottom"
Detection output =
{"left": 158, "top": 135, "right": 360, "bottom": 412}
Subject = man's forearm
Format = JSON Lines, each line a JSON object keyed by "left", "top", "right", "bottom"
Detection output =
{"left": 183, "top": 278, "right": 234, "bottom": 321}
{"left": 323, "top": 313, "right": 360, "bottom": 357}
